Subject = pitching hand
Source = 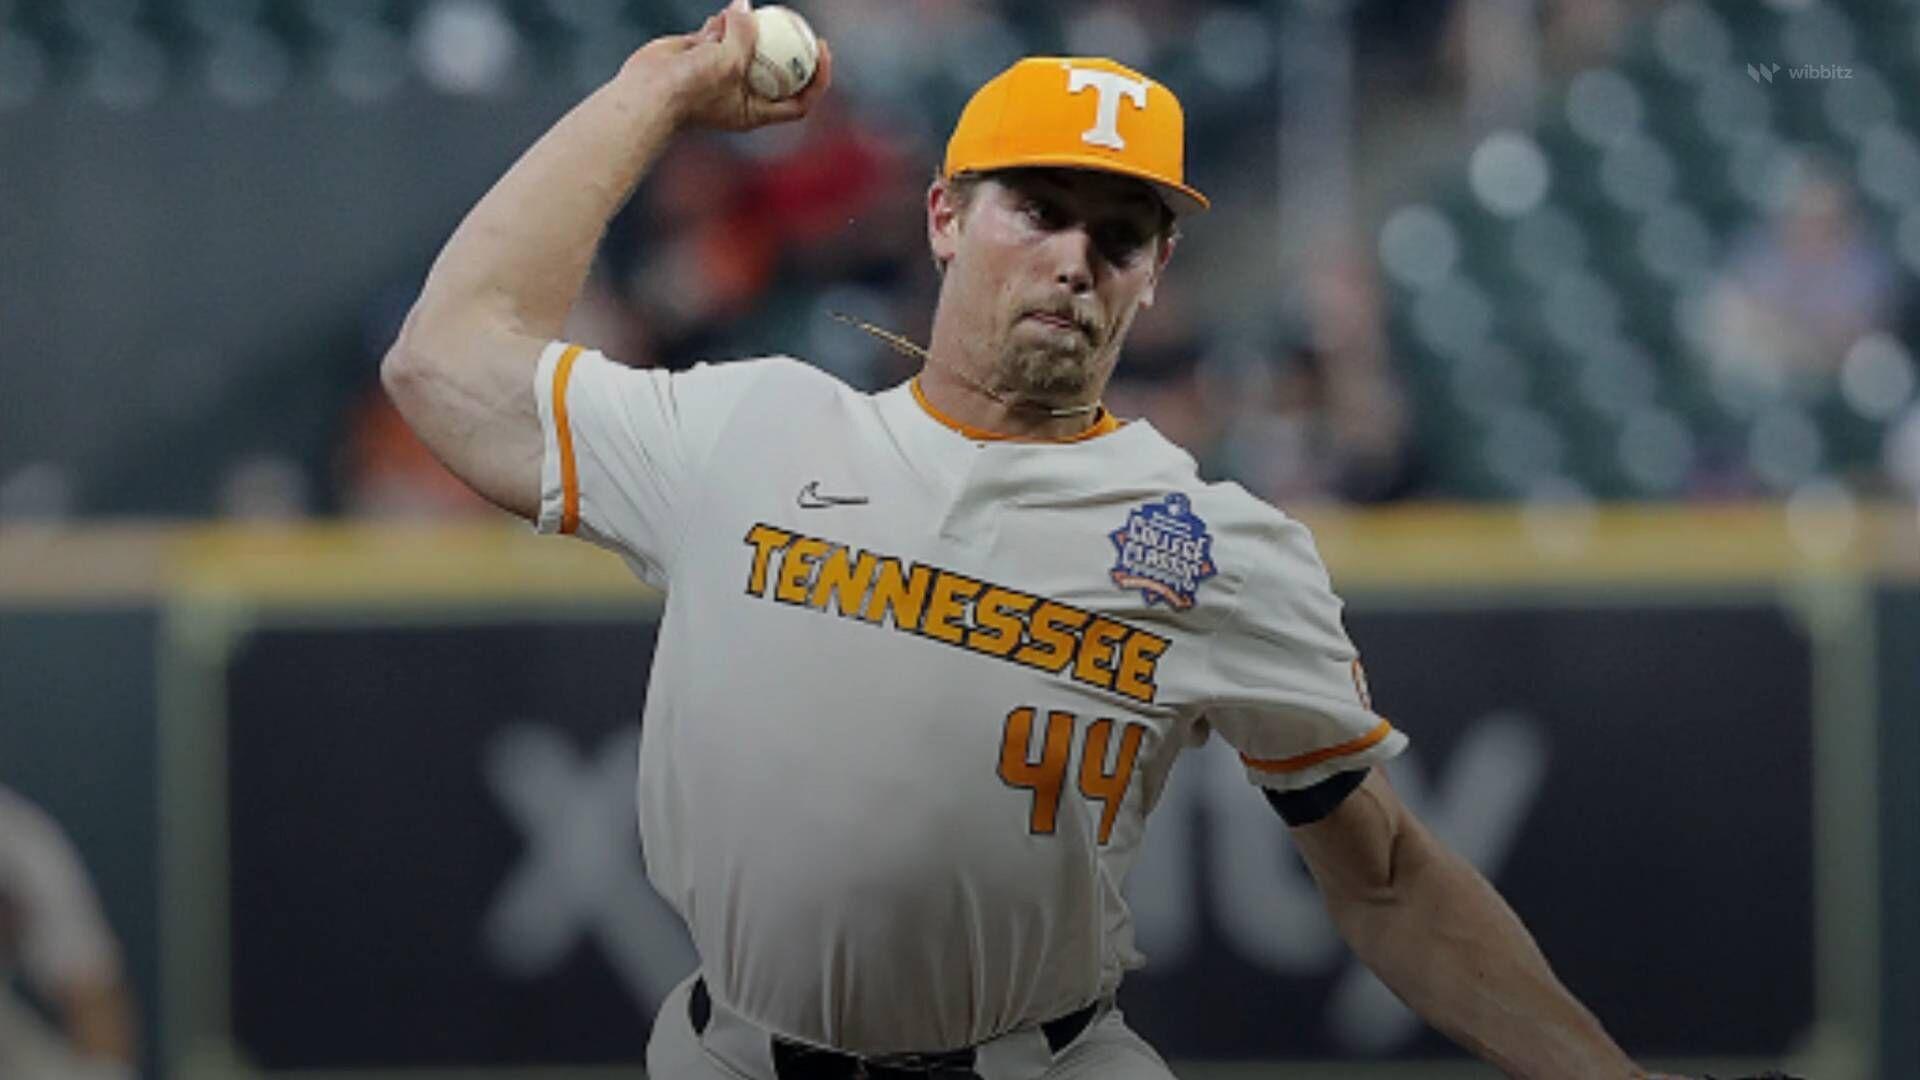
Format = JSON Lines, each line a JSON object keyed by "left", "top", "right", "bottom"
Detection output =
{"left": 623, "top": 0, "right": 832, "bottom": 133}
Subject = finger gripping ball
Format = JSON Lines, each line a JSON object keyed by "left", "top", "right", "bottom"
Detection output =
{"left": 748, "top": 5, "right": 818, "bottom": 100}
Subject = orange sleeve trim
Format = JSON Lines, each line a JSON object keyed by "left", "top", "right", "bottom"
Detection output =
{"left": 552, "top": 344, "right": 584, "bottom": 536}
{"left": 910, "top": 377, "right": 1120, "bottom": 443}
{"left": 1241, "top": 719, "right": 1394, "bottom": 775}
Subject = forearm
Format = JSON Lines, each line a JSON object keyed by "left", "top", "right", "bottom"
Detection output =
{"left": 1326, "top": 820, "right": 1635, "bottom": 1078}
{"left": 410, "top": 63, "right": 684, "bottom": 343}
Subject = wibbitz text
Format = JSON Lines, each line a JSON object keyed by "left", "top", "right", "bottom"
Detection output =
{"left": 1748, "top": 62, "right": 1854, "bottom": 84}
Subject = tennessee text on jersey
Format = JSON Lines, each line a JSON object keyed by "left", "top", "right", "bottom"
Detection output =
{"left": 742, "top": 523, "right": 1171, "bottom": 704}
{"left": 1108, "top": 493, "right": 1217, "bottom": 610}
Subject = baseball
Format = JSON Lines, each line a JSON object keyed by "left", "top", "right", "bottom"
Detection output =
{"left": 747, "top": 5, "right": 819, "bottom": 100}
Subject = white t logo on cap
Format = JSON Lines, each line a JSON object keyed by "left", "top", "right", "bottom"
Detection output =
{"left": 1067, "top": 68, "right": 1149, "bottom": 151}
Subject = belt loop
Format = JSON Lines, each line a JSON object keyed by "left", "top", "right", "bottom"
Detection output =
{"left": 1040, "top": 999, "right": 1098, "bottom": 1054}
{"left": 692, "top": 978, "right": 780, "bottom": 1079}
{"left": 690, "top": 977, "right": 713, "bottom": 1035}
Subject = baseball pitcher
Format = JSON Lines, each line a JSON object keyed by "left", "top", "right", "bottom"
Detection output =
{"left": 385, "top": 3, "right": 1687, "bottom": 1076}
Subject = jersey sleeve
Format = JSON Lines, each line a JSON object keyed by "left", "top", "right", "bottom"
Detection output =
{"left": 0, "top": 791, "right": 121, "bottom": 988}
{"left": 532, "top": 342, "right": 767, "bottom": 588}
{"left": 1202, "top": 513, "right": 1408, "bottom": 792}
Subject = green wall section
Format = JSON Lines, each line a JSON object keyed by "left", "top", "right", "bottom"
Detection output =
{"left": 1881, "top": 587, "right": 1920, "bottom": 1080}
{"left": 0, "top": 609, "right": 161, "bottom": 1079}
{"left": 1, "top": 578, "right": 1912, "bottom": 1077}
{"left": 0, "top": 91, "right": 577, "bottom": 515}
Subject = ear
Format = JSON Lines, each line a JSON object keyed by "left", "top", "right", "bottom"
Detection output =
{"left": 1136, "top": 232, "right": 1178, "bottom": 309}
{"left": 928, "top": 179, "right": 962, "bottom": 270}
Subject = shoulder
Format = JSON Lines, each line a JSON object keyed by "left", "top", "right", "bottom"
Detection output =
{"left": 561, "top": 352, "right": 867, "bottom": 436}
{"left": 1170, "top": 481, "right": 1346, "bottom": 646}
{"left": 1112, "top": 425, "right": 1310, "bottom": 553}
{"left": 1091, "top": 429, "right": 1333, "bottom": 604}
{"left": 674, "top": 354, "right": 867, "bottom": 408}
{"left": 1182, "top": 480, "right": 1329, "bottom": 582}
{"left": 684, "top": 353, "right": 832, "bottom": 383}
{"left": 565, "top": 350, "right": 849, "bottom": 395}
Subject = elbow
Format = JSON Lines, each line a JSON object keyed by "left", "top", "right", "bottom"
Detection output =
{"left": 380, "top": 335, "right": 429, "bottom": 419}
{"left": 380, "top": 304, "right": 452, "bottom": 415}
{"left": 381, "top": 324, "right": 422, "bottom": 383}
{"left": 381, "top": 296, "right": 520, "bottom": 394}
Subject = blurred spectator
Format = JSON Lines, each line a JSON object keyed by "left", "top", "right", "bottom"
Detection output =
{"left": 0, "top": 784, "right": 137, "bottom": 1080}
{"left": 1211, "top": 245, "right": 1423, "bottom": 507}
{"left": 1537, "top": 0, "right": 1651, "bottom": 75}
{"left": 1211, "top": 344, "right": 1421, "bottom": 507}
{"left": 616, "top": 137, "right": 781, "bottom": 365}
{"left": 611, "top": 99, "right": 922, "bottom": 374}
{"left": 1888, "top": 404, "right": 1920, "bottom": 500}
{"left": 754, "top": 97, "right": 917, "bottom": 280}
{"left": 1442, "top": 0, "right": 1544, "bottom": 131}
{"left": 1707, "top": 160, "right": 1902, "bottom": 394}
{"left": 1439, "top": 0, "right": 1653, "bottom": 93}
{"left": 1301, "top": 244, "right": 1422, "bottom": 502}
{"left": 1106, "top": 288, "right": 1215, "bottom": 456}
{"left": 1212, "top": 344, "right": 1345, "bottom": 506}
{"left": 751, "top": 97, "right": 929, "bottom": 388}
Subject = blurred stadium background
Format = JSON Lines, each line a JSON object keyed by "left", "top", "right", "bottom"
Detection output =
{"left": 1, "top": 0, "right": 1917, "bottom": 1077}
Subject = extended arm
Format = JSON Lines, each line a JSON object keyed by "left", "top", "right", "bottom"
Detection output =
{"left": 1289, "top": 770, "right": 1641, "bottom": 1079}
{"left": 380, "top": 0, "right": 831, "bottom": 518}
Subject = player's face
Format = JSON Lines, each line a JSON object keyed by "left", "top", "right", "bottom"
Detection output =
{"left": 932, "top": 169, "right": 1172, "bottom": 405}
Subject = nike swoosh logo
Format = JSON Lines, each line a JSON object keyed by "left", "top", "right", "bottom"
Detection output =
{"left": 797, "top": 480, "right": 869, "bottom": 509}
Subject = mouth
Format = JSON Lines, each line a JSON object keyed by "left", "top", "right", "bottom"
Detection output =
{"left": 1021, "top": 310, "right": 1094, "bottom": 339}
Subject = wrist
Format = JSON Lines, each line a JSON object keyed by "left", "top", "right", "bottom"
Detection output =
{"left": 612, "top": 49, "right": 697, "bottom": 131}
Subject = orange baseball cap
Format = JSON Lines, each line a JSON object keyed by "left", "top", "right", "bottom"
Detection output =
{"left": 944, "top": 57, "right": 1210, "bottom": 216}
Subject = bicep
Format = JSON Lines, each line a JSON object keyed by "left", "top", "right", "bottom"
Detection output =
{"left": 381, "top": 312, "right": 547, "bottom": 520}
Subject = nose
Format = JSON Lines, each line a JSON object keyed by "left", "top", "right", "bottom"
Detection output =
{"left": 1047, "top": 227, "right": 1097, "bottom": 293}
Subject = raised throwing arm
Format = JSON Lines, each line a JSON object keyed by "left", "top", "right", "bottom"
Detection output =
{"left": 380, "top": 0, "right": 831, "bottom": 518}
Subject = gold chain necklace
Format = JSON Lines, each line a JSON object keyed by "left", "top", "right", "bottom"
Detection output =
{"left": 829, "top": 311, "right": 1103, "bottom": 419}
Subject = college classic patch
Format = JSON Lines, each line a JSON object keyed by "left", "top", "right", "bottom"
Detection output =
{"left": 1109, "top": 493, "right": 1217, "bottom": 610}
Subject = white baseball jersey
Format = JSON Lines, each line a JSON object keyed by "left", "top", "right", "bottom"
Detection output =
{"left": 533, "top": 343, "right": 1406, "bottom": 1054}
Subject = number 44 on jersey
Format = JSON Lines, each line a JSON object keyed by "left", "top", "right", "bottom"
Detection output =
{"left": 998, "top": 706, "right": 1148, "bottom": 845}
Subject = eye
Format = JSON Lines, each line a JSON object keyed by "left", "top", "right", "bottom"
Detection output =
{"left": 1095, "top": 223, "right": 1151, "bottom": 265}
{"left": 1021, "top": 197, "right": 1067, "bottom": 231}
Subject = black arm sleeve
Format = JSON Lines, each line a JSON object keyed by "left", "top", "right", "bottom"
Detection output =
{"left": 1263, "top": 768, "right": 1369, "bottom": 827}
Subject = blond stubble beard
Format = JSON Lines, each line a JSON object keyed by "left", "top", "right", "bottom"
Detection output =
{"left": 987, "top": 316, "right": 1125, "bottom": 405}
{"left": 993, "top": 341, "right": 1093, "bottom": 400}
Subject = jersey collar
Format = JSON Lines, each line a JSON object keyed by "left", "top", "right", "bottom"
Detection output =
{"left": 909, "top": 377, "right": 1122, "bottom": 444}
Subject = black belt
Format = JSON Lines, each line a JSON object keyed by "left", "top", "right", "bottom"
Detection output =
{"left": 689, "top": 977, "right": 1097, "bottom": 1079}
